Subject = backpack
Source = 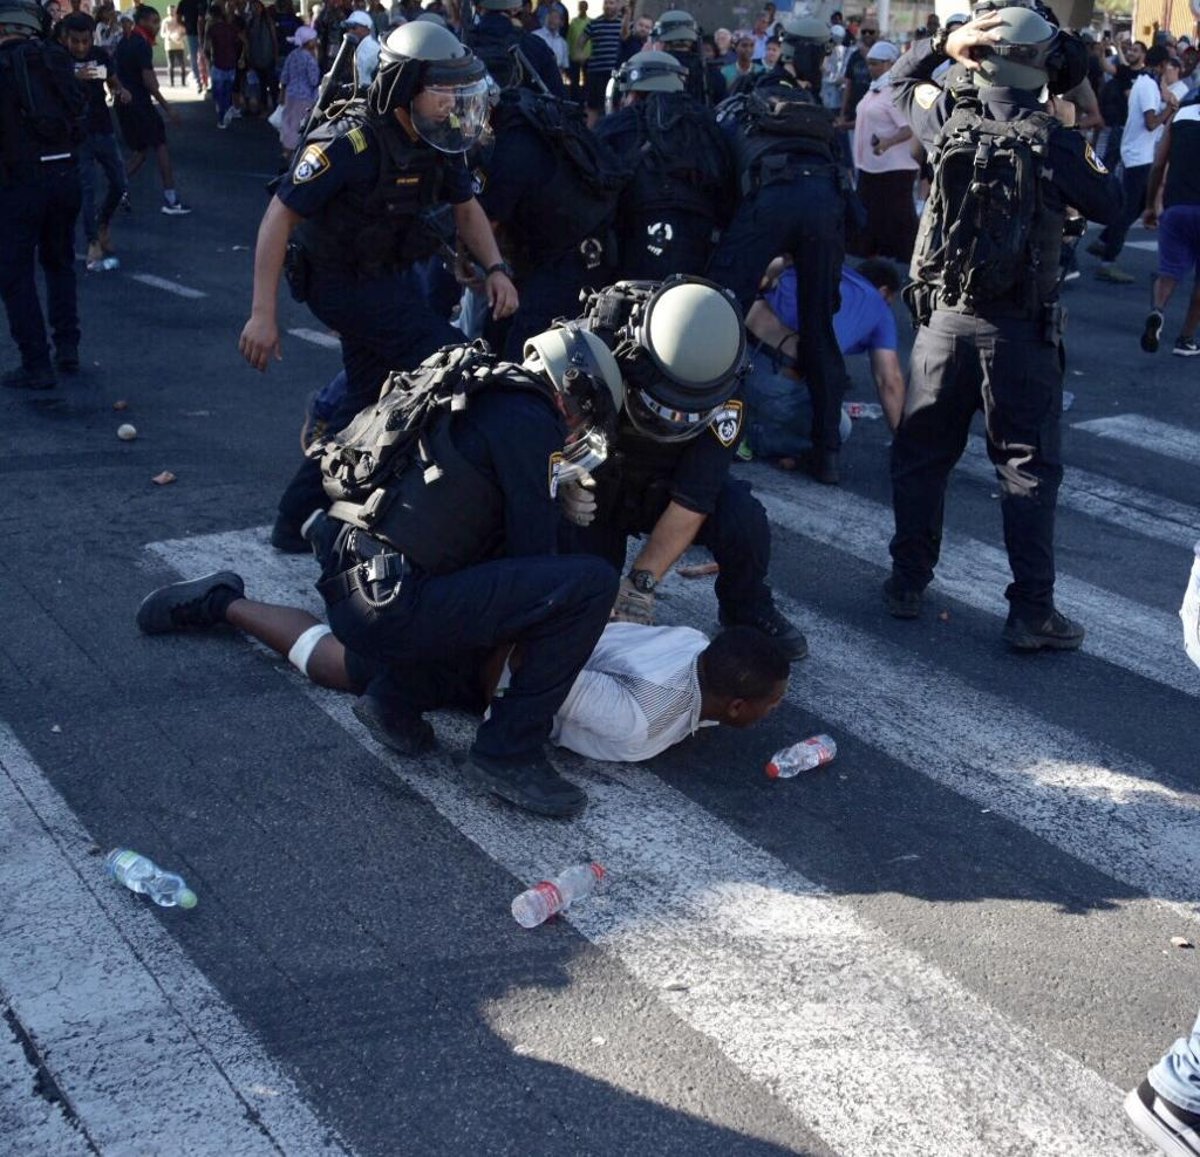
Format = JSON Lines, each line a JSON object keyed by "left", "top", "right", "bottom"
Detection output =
{"left": 717, "top": 84, "right": 836, "bottom": 192}
{"left": 913, "top": 99, "right": 1055, "bottom": 310}
{"left": 0, "top": 38, "right": 85, "bottom": 179}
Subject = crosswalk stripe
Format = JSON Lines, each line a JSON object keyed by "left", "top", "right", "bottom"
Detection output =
{"left": 0, "top": 723, "right": 352, "bottom": 1157}
{"left": 127, "top": 273, "right": 208, "bottom": 300}
{"left": 1073, "top": 415, "right": 1200, "bottom": 469}
{"left": 959, "top": 435, "right": 1200, "bottom": 551}
{"left": 746, "top": 466, "right": 1200, "bottom": 699}
{"left": 146, "top": 529, "right": 1157, "bottom": 1157}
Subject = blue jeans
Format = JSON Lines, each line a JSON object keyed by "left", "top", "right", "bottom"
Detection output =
{"left": 743, "top": 345, "right": 852, "bottom": 459}
{"left": 1150, "top": 1008, "right": 1200, "bottom": 1112}
{"left": 1099, "top": 162, "right": 1150, "bottom": 263}
{"left": 78, "top": 133, "right": 126, "bottom": 245}
{"left": 210, "top": 66, "right": 236, "bottom": 121}
{"left": 186, "top": 33, "right": 201, "bottom": 85}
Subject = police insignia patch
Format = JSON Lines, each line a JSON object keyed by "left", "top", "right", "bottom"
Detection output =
{"left": 292, "top": 145, "right": 330, "bottom": 184}
{"left": 347, "top": 127, "right": 368, "bottom": 155}
{"left": 914, "top": 84, "right": 940, "bottom": 110}
{"left": 548, "top": 451, "right": 565, "bottom": 498}
{"left": 1084, "top": 142, "right": 1107, "bottom": 174}
{"left": 710, "top": 400, "right": 744, "bottom": 448}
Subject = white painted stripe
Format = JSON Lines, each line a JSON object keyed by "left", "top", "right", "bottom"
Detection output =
{"left": 959, "top": 435, "right": 1200, "bottom": 551}
{"left": 748, "top": 467, "right": 1200, "bottom": 698}
{"left": 146, "top": 529, "right": 1155, "bottom": 1157}
{"left": 287, "top": 328, "right": 341, "bottom": 350}
{"left": 0, "top": 724, "right": 352, "bottom": 1157}
{"left": 1073, "top": 415, "right": 1200, "bottom": 469}
{"left": 1124, "top": 240, "right": 1158, "bottom": 252}
{"left": 127, "top": 273, "right": 208, "bottom": 300}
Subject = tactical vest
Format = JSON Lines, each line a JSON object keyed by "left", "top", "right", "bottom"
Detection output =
{"left": 312, "top": 344, "right": 559, "bottom": 575}
{"left": 911, "top": 100, "right": 1063, "bottom": 317}
{"left": 472, "top": 23, "right": 523, "bottom": 90}
{"left": 0, "top": 38, "right": 85, "bottom": 184}
{"left": 295, "top": 105, "right": 447, "bottom": 276}
{"left": 718, "top": 84, "right": 836, "bottom": 196}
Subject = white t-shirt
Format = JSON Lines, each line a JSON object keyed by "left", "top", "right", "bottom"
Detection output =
{"left": 1121, "top": 72, "right": 1165, "bottom": 168}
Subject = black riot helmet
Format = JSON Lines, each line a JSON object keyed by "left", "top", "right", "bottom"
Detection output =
{"left": 581, "top": 277, "right": 747, "bottom": 444}
{"left": 367, "top": 21, "right": 490, "bottom": 151}
{"left": 775, "top": 14, "right": 832, "bottom": 88}
{"left": 0, "top": 0, "right": 50, "bottom": 36}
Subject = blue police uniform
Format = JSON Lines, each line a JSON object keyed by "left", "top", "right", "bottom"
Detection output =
{"left": 886, "top": 37, "right": 1121, "bottom": 622}
{"left": 706, "top": 68, "right": 852, "bottom": 462}
{"left": 272, "top": 111, "right": 470, "bottom": 538}
{"left": 472, "top": 11, "right": 565, "bottom": 97}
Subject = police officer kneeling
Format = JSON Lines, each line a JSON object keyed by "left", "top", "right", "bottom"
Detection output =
{"left": 884, "top": 9, "right": 1121, "bottom": 650}
{"left": 310, "top": 325, "right": 622, "bottom": 819}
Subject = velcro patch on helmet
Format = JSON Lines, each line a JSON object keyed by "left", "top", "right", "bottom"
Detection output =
{"left": 293, "top": 144, "right": 331, "bottom": 183}
{"left": 710, "top": 400, "right": 744, "bottom": 447}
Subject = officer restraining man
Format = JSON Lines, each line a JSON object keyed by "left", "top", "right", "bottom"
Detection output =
{"left": 468, "top": 0, "right": 565, "bottom": 97}
{"left": 560, "top": 276, "right": 810, "bottom": 662}
{"left": 238, "top": 22, "right": 518, "bottom": 553}
{"left": 595, "top": 49, "right": 737, "bottom": 282}
{"left": 651, "top": 9, "right": 725, "bottom": 107}
{"left": 883, "top": 9, "right": 1120, "bottom": 651}
{"left": 0, "top": 0, "right": 85, "bottom": 390}
{"left": 706, "top": 14, "right": 852, "bottom": 486}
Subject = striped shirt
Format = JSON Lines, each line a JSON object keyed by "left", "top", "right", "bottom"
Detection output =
{"left": 584, "top": 16, "right": 624, "bottom": 75}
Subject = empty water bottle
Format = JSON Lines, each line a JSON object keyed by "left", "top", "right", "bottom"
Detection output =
{"left": 844, "top": 401, "right": 883, "bottom": 420}
{"left": 512, "top": 862, "right": 604, "bottom": 928}
{"left": 106, "top": 848, "right": 197, "bottom": 909}
{"left": 87, "top": 256, "right": 120, "bottom": 273}
{"left": 766, "top": 734, "right": 837, "bottom": 779}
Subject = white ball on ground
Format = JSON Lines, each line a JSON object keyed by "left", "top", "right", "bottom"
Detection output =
{"left": 117, "top": 424, "right": 137, "bottom": 441}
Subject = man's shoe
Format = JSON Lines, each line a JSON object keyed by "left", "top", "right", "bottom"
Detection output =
{"left": 719, "top": 606, "right": 808, "bottom": 662}
{"left": 463, "top": 751, "right": 587, "bottom": 818}
{"left": 806, "top": 447, "right": 840, "bottom": 486}
{"left": 352, "top": 694, "right": 436, "bottom": 757}
{"left": 1124, "top": 1079, "right": 1200, "bottom": 1156}
{"left": 882, "top": 577, "right": 922, "bottom": 620}
{"left": 1085, "top": 239, "right": 1106, "bottom": 258}
{"left": 270, "top": 515, "right": 310, "bottom": 554}
{"left": 1096, "top": 264, "right": 1135, "bottom": 284}
{"left": 2, "top": 364, "right": 55, "bottom": 390}
{"left": 1173, "top": 337, "right": 1200, "bottom": 357}
{"left": 136, "top": 571, "right": 245, "bottom": 634}
{"left": 55, "top": 343, "right": 79, "bottom": 373}
{"left": 1001, "top": 608, "right": 1085, "bottom": 652}
{"left": 1142, "top": 309, "right": 1164, "bottom": 353}
{"left": 161, "top": 198, "right": 192, "bottom": 216}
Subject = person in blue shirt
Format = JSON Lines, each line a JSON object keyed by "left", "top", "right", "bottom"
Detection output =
{"left": 741, "top": 258, "right": 906, "bottom": 465}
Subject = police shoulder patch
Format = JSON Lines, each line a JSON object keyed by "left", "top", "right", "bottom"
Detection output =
{"left": 548, "top": 451, "right": 565, "bottom": 499}
{"left": 347, "top": 126, "right": 368, "bottom": 155}
{"left": 1084, "top": 141, "right": 1107, "bottom": 174}
{"left": 914, "top": 83, "right": 940, "bottom": 111}
{"left": 710, "top": 400, "right": 744, "bottom": 448}
{"left": 292, "top": 144, "right": 331, "bottom": 184}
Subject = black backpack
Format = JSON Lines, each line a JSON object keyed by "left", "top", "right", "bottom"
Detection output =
{"left": 0, "top": 38, "right": 85, "bottom": 179}
{"left": 913, "top": 99, "right": 1055, "bottom": 309}
{"left": 717, "top": 85, "right": 836, "bottom": 193}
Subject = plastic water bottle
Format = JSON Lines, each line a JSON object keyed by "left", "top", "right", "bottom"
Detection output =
{"left": 844, "top": 401, "right": 883, "bottom": 420}
{"left": 87, "top": 256, "right": 120, "bottom": 272}
{"left": 511, "top": 862, "right": 604, "bottom": 928}
{"left": 106, "top": 848, "right": 197, "bottom": 909}
{"left": 766, "top": 734, "right": 837, "bottom": 779}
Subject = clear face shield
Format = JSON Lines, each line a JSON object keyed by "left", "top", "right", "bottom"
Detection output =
{"left": 410, "top": 77, "right": 491, "bottom": 153}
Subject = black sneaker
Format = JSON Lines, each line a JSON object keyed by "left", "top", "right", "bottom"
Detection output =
{"left": 719, "top": 606, "right": 808, "bottom": 662}
{"left": 2, "top": 364, "right": 55, "bottom": 390}
{"left": 161, "top": 198, "right": 193, "bottom": 216}
{"left": 270, "top": 515, "right": 310, "bottom": 554}
{"left": 1174, "top": 337, "right": 1200, "bottom": 358}
{"left": 1001, "top": 608, "right": 1085, "bottom": 652}
{"left": 352, "top": 694, "right": 436, "bottom": 757}
{"left": 1142, "top": 309, "right": 1164, "bottom": 353}
{"left": 55, "top": 344, "right": 80, "bottom": 373}
{"left": 882, "top": 576, "right": 922, "bottom": 620}
{"left": 1125, "top": 1078, "right": 1200, "bottom": 1155}
{"left": 136, "top": 571, "right": 245, "bottom": 634}
{"left": 464, "top": 751, "right": 587, "bottom": 818}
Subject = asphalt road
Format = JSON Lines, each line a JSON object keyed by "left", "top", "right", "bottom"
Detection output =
{"left": 2, "top": 86, "right": 1198, "bottom": 1157}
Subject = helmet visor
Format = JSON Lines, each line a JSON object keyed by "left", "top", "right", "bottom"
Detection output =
{"left": 411, "top": 78, "right": 490, "bottom": 153}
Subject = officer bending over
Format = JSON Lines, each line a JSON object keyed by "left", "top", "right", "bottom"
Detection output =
{"left": 883, "top": 10, "right": 1120, "bottom": 650}
{"left": 238, "top": 22, "right": 518, "bottom": 553}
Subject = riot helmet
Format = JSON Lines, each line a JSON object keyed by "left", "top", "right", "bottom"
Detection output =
{"left": 606, "top": 49, "right": 687, "bottom": 112}
{"left": 523, "top": 325, "right": 626, "bottom": 479}
{"left": 652, "top": 9, "right": 699, "bottom": 45}
{"left": 368, "top": 22, "right": 490, "bottom": 151}
{"left": 0, "top": 0, "right": 50, "bottom": 36}
{"left": 775, "top": 14, "right": 831, "bottom": 86}
{"left": 582, "top": 278, "right": 747, "bottom": 444}
{"left": 970, "top": 6, "right": 1057, "bottom": 88}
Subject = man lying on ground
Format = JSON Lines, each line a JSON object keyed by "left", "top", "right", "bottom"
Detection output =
{"left": 136, "top": 571, "right": 791, "bottom": 763}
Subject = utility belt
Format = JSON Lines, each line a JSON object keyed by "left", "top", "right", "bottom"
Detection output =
{"left": 317, "top": 528, "right": 415, "bottom": 608}
{"left": 904, "top": 283, "right": 1066, "bottom": 344}
{"left": 743, "top": 154, "right": 841, "bottom": 197}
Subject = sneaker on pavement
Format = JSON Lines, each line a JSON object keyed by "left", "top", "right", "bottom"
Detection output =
{"left": 1001, "top": 608, "right": 1085, "bottom": 652}
{"left": 1142, "top": 309, "right": 1164, "bottom": 353}
{"left": 463, "top": 751, "right": 587, "bottom": 818}
{"left": 161, "top": 198, "right": 192, "bottom": 216}
{"left": 136, "top": 571, "right": 245, "bottom": 634}
{"left": 54, "top": 343, "right": 79, "bottom": 373}
{"left": 882, "top": 576, "right": 922, "bottom": 620}
{"left": 719, "top": 606, "right": 808, "bottom": 662}
{"left": 1096, "top": 264, "right": 1135, "bottom": 284}
{"left": 1173, "top": 337, "right": 1200, "bottom": 357}
{"left": 1124, "top": 1079, "right": 1200, "bottom": 1156}
{"left": 2, "top": 364, "right": 56, "bottom": 390}
{"left": 352, "top": 694, "right": 436, "bottom": 757}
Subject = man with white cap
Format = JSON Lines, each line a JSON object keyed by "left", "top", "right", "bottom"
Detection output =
{"left": 343, "top": 8, "right": 379, "bottom": 83}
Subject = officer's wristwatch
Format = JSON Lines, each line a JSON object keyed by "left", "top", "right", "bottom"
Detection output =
{"left": 629, "top": 569, "right": 657, "bottom": 594}
{"left": 484, "top": 261, "right": 514, "bottom": 279}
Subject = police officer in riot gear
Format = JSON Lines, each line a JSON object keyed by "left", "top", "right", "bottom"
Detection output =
{"left": 314, "top": 321, "right": 624, "bottom": 819}
{"left": 651, "top": 8, "right": 726, "bottom": 106}
{"left": 707, "top": 13, "right": 852, "bottom": 485}
{"left": 0, "top": 0, "right": 85, "bottom": 390}
{"left": 563, "top": 277, "right": 809, "bottom": 661}
{"left": 469, "top": 0, "right": 565, "bottom": 96}
{"left": 595, "top": 49, "right": 736, "bottom": 281}
{"left": 883, "top": 10, "right": 1120, "bottom": 650}
{"left": 239, "top": 22, "right": 518, "bottom": 552}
